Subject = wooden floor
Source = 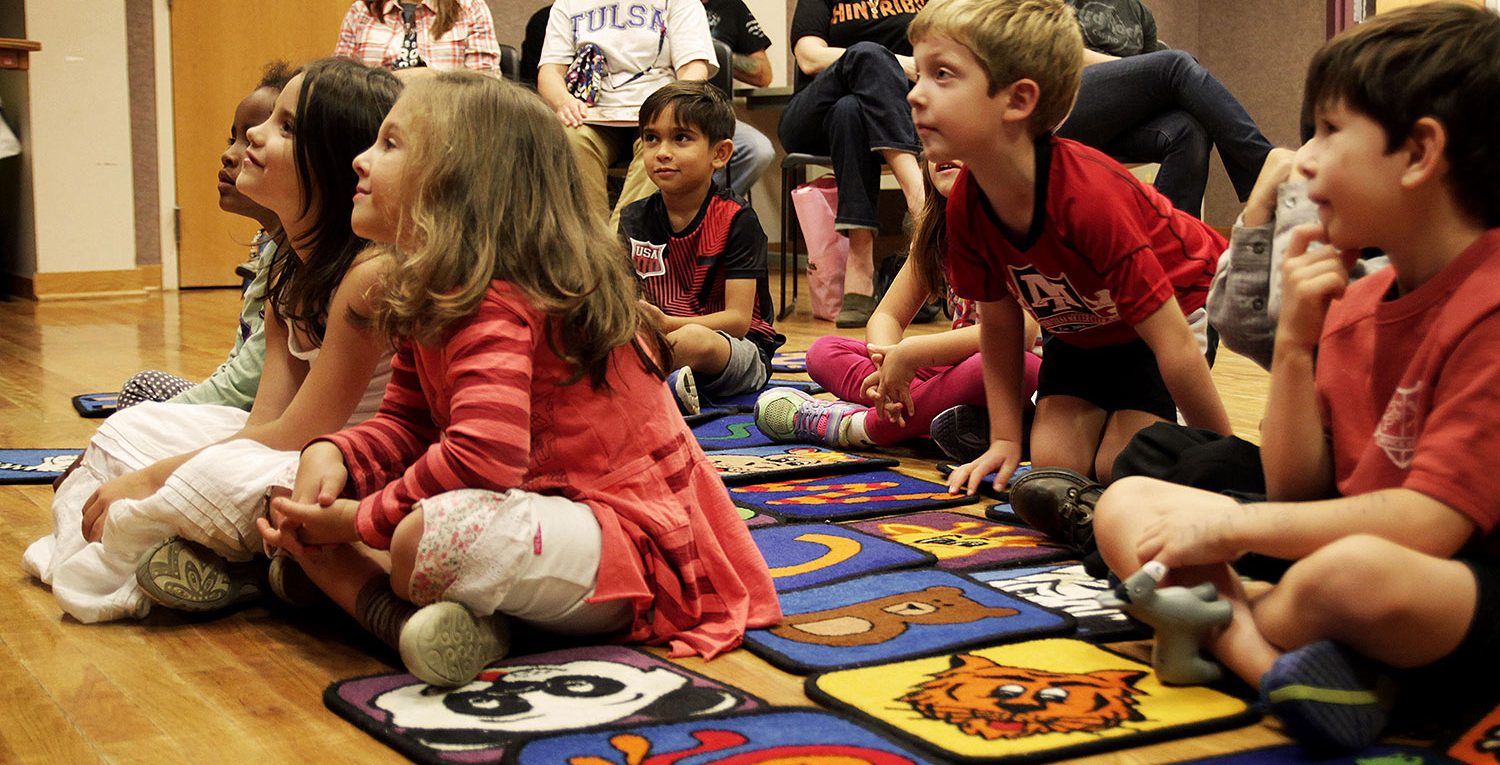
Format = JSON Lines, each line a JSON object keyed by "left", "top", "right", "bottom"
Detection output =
{"left": 0, "top": 281, "right": 1284, "bottom": 764}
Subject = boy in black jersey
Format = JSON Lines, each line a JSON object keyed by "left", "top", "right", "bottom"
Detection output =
{"left": 620, "top": 81, "right": 784, "bottom": 411}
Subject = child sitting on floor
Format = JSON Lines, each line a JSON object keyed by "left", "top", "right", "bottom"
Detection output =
{"left": 117, "top": 61, "right": 294, "bottom": 410}
{"left": 755, "top": 160, "right": 1041, "bottom": 456}
{"left": 904, "top": 0, "right": 1230, "bottom": 507}
{"left": 617, "top": 81, "right": 784, "bottom": 414}
{"left": 1095, "top": 3, "right": 1500, "bottom": 750}
{"left": 257, "top": 73, "right": 780, "bottom": 688}
{"left": 23, "top": 58, "right": 402, "bottom": 623}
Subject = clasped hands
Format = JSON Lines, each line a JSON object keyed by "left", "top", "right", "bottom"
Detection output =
{"left": 255, "top": 441, "right": 360, "bottom": 557}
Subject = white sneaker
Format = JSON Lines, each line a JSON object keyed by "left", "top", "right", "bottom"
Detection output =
{"left": 398, "top": 601, "right": 511, "bottom": 687}
{"left": 667, "top": 365, "right": 700, "bottom": 415}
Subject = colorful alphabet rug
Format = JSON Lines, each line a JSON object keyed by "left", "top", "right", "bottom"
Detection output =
{"left": 738, "top": 506, "right": 779, "bottom": 527}
{"left": 938, "top": 462, "right": 1034, "bottom": 500}
{"left": 752, "top": 522, "right": 935, "bottom": 592}
{"left": 1177, "top": 745, "right": 1458, "bottom": 765}
{"left": 323, "top": 645, "right": 763, "bottom": 764}
{"left": 743, "top": 568, "right": 1073, "bottom": 674}
{"left": 70, "top": 392, "right": 118, "bottom": 418}
{"left": 730, "top": 469, "right": 975, "bottom": 521}
{"left": 1448, "top": 702, "right": 1500, "bottom": 765}
{"left": 771, "top": 350, "right": 807, "bottom": 373}
{"left": 683, "top": 407, "right": 739, "bottom": 426}
{"left": 507, "top": 708, "right": 942, "bottom": 765}
{"left": 707, "top": 445, "right": 897, "bottom": 487}
{"left": 692, "top": 413, "right": 776, "bottom": 450}
{"left": 846, "top": 511, "right": 1072, "bottom": 571}
{"left": 972, "top": 564, "right": 1145, "bottom": 641}
{"left": 707, "top": 378, "right": 826, "bottom": 410}
{"left": 807, "top": 638, "right": 1260, "bottom": 763}
{"left": 985, "top": 504, "right": 1021, "bottom": 523}
{"left": 0, "top": 448, "right": 83, "bottom": 485}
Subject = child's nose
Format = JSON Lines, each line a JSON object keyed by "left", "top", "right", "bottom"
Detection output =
{"left": 1294, "top": 141, "right": 1317, "bottom": 178}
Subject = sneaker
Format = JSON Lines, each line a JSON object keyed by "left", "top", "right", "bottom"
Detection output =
{"left": 1262, "top": 640, "right": 1395, "bottom": 752}
{"left": 667, "top": 365, "right": 700, "bottom": 415}
{"left": 835, "top": 293, "right": 877, "bottom": 328}
{"left": 755, "top": 387, "right": 861, "bottom": 447}
{"left": 931, "top": 404, "right": 990, "bottom": 463}
{"left": 266, "top": 555, "right": 335, "bottom": 611}
{"left": 398, "top": 601, "right": 511, "bottom": 687}
{"left": 1008, "top": 467, "right": 1104, "bottom": 554}
{"left": 136, "top": 536, "right": 262, "bottom": 612}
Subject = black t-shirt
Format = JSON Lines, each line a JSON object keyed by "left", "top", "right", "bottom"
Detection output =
{"left": 1068, "top": 0, "right": 1161, "bottom": 57}
{"left": 704, "top": 0, "right": 772, "bottom": 55}
{"left": 789, "top": 0, "right": 920, "bottom": 89}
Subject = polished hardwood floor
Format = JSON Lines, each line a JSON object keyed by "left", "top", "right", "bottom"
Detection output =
{"left": 0, "top": 282, "right": 1286, "bottom": 764}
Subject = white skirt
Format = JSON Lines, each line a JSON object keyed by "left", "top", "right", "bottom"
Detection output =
{"left": 21, "top": 402, "right": 297, "bottom": 623}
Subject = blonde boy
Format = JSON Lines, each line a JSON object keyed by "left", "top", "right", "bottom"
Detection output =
{"left": 911, "top": 0, "right": 1231, "bottom": 508}
{"left": 1093, "top": 2, "right": 1500, "bottom": 751}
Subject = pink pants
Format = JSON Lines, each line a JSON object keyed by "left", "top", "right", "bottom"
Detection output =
{"left": 805, "top": 334, "right": 1042, "bottom": 445}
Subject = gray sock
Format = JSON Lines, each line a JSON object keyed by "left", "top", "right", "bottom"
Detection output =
{"left": 355, "top": 579, "right": 417, "bottom": 651}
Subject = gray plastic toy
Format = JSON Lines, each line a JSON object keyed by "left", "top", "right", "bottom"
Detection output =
{"left": 1096, "top": 561, "right": 1233, "bottom": 685}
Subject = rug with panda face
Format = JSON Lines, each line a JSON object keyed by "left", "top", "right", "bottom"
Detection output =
{"left": 323, "top": 645, "right": 763, "bottom": 764}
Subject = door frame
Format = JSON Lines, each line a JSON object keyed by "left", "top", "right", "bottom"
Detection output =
{"left": 153, "top": 0, "right": 178, "bottom": 290}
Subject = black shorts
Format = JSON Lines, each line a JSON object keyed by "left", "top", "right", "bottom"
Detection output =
{"left": 1392, "top": 556, "right": 1500, "bottom": 724}
{"left": 1036, "top": 336, "right": 1178, "bottom": 421}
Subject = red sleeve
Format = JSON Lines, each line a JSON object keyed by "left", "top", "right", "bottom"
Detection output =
{"left": 1058, "top": 167, "right": 1174, "bottom": 326}
{"left": 943, "top": 171, "right": 1012, "bottom": 303}
{"left": 318, "top": 343, "right": 438, "bottom": 504}
{"left": 351, "top": 298, "right": 536, "bottom": 549}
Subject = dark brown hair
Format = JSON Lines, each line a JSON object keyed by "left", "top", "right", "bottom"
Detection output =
{"left": 265, "top": 58, "right": 402, "bottom": 343}
{"left": 638, "top": 80, "right": 736, "bottom": 144}
{"left": 910, "top": 168, "right": 949, "bottom": 299}
{"left": 365, "top": 0, "right": 461, "bottom": 41}
{"left": 1303, "top": 1, "right": 1500, "bottom": 226}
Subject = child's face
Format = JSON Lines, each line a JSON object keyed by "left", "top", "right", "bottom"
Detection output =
{"left": 907, "top": 35, "right": 1008, "bottom": 163}
{"left": 927, "top": 159, "right": 964, "bottom": 198}
{"left": 640, "top": 106, "right": 730, "bottom": 199}
{"left": 1296, "top": 100, "right": 1406, "bottom": 250}
{"left": 218, "top": 87, "right": 279, "bottom": 222}
{"left": 239, "top": 73, "right": 307, "bottom": 226}
{"left": 351, "top": 97, "right": 414, "bottom": 246}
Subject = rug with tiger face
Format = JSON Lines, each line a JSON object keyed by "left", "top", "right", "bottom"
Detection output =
{"left": 899, "top": 653, "right": 1147, "bottom": 740}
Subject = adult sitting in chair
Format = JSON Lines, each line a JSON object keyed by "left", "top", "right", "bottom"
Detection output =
{"left": 778, "top": 0, "right": 929, "bottom": 328}
{"left": 537, "top": 0, "right": 717, "bottom": 227}
{"left": 703, "top": 0, "right": 777, "bottom": 197}
{"left": 1056, "top": 0, "right": 1273, "bottom": 216}
{"left": 336, "top": 0, "right": 501, "bottom": 72}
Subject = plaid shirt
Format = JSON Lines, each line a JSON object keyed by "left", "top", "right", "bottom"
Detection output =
{"left": 335, "top": 0, "right": 500, "bottom": 72}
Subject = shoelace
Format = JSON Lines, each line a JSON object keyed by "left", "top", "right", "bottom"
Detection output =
{"left": 791, "top": 399, "right": 849, "bottom": 442}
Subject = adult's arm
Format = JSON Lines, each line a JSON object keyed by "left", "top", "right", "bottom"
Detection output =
{"left": 733, "top": 49, "right": 773, "bottom": 87}
{"left": 459, "top": 0, "right": 502, "bottom": 71}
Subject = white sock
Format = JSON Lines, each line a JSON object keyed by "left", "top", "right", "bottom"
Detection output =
{"left": 838, "top": 410, "right": 877, "bottom": 449}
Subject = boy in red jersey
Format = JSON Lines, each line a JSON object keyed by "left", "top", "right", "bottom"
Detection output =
{"left": 1093, "top": 2, "right": 1500, "bottom": 751}
{"left": 907, "top": 0, "right": 1231, "bottom": 510}
{"left": 619, "top": 81, "right": 784, "bottom": 414}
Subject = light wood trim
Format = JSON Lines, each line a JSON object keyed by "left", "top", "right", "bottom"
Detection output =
{"left": 17, "top": 265, "right": 163, "bottom": 300}
{"left": 0, "top": 38, "right": 41, "bottom": 71}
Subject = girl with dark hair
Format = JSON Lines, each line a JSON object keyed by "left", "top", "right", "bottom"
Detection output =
{"left": 23, "top": 58, "right": 403, "bottom": 624}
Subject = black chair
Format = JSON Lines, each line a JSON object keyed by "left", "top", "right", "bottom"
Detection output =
{"left": 711, "top": 39, "right": 734, "bottom": 96}
{"left": 498, "top": 43, "right": 521, "bottom": 82}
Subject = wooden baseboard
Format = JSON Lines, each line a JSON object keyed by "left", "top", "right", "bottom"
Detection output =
{"left": 13, "top": 265, "right": 163, "bottom": 300}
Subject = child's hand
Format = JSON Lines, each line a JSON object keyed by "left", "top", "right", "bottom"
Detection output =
{"left": 291, "top": 441, "right": 349, "bottom": 507}
{"left": 257, "top": 496, "right": 359, "bottom": 555}
{"left": 859, "top": 368, "right": 884, "bottom": 403}
{"left": 1134, "top": 505, "right": 1240, "bottom": 570}
{"left": 1242, "top": 147, "right": 1298, "bottom": 227}
{"left": 555, "top": 97, "right": 589, "bottom": 128}
{"left": 1275, "top": 223, "right": 1362, "bottom": 353}
{"left": 867, "top": 341, "right": 916, "bottom": 425}
{"left": 81, "top": 467, "right": 166, "bottom": 542}
{"left": 946, "top": 439, "right": 1023, "bottom": 497}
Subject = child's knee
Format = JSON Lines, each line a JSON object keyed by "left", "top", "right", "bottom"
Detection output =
{"left": 1278, "top": 535, "right": 1412, "bottom": 627}
{"left": 1094, "top": 476, "right": 1161, "bottom": 539}
{"left": 389, "top": 508, "right": 426, "bottom": 601}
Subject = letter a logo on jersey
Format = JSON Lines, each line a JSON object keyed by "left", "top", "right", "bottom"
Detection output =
{"left": 1006, "top": 264, "right": 1117, "bottom": 333}
{"left": 1374, "top": 382, "right": 1422, "bottom": 469}
{"left": 630, "top": 238, "right": 667, "bottom": 278}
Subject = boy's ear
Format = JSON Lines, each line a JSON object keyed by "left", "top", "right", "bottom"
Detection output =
{"left": 1399, "top": 116, "right": 1448, "bottom": 191}
{"left": 712, "top": 138, "right": 734, "bottom": 170}
{"left": 998, "top": 79, "right": 1041, "bottom": 124}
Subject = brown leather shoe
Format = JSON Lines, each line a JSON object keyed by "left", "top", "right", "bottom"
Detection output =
{"left": 1008, "top": 467, "right": 1103, "bottom": 554}
{"left": 835, "top": 293, "right": 877, "bottom": 328}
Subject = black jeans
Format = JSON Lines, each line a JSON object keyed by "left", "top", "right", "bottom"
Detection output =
{"left": 778, "top": 42, "right": 921, "bottom": 230}
{"left": 1059, "top": 50, "right": 1273, "bottom": 215}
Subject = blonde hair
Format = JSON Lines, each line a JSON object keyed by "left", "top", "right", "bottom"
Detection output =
{"left": 365, "top": 0, "right": 462, "bottom": 40}
{"left": 909, "top": 0, "right": 1084, "bottom": 135}
{"left": 375, "top": 72, "right": 667, "bottom": 385}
